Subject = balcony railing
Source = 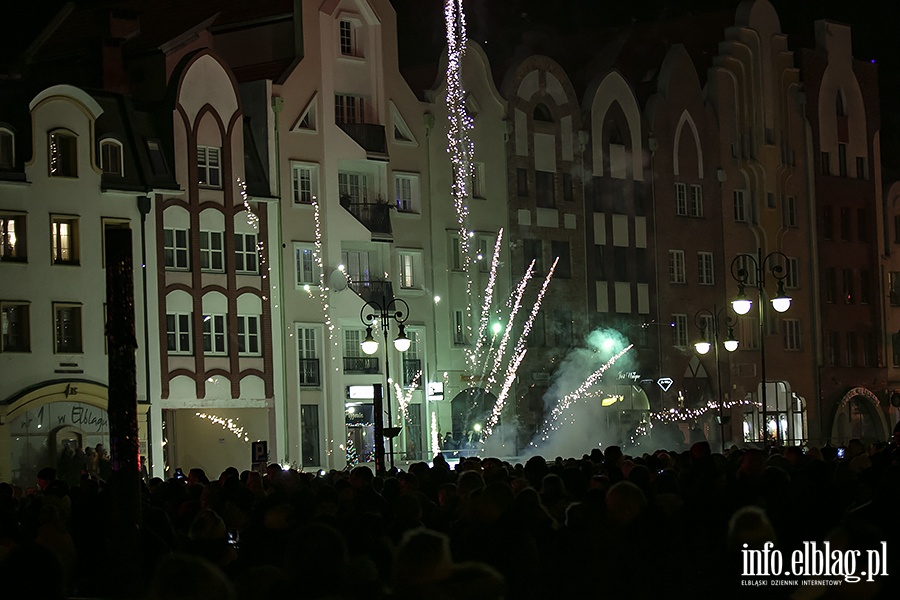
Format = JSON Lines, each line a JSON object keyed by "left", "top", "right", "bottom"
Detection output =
{"left": 344, "top": 356, "right": 380, "bottom": 374}
{"left": 298, "top": 358, "right": 320, "bottom": 387}
{"left": 340, "top": 197, "right": 393, "bottom": 238}
{"left": 402, "top": 358, "right": 422, "bottom": 387}
{"left": 349, "top": 279, "right": 394, "bottom": 307}
{"left": 336, "top": 122, "right": 388, "bottom": 157}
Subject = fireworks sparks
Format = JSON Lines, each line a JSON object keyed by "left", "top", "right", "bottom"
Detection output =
{"left": 394, "top": 370, "right": 423, "bottom": 425}
{"left": 431, "top": 411, "right": 440, "bottom": 458}
{"left": 531, "top": 344, "right": 634, "bottom": 445}
{"left": 195, "top": 412, "right": 250, "bottom": 442}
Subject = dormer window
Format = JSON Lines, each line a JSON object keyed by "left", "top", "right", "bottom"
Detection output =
{"left": 100, "top": 139, "right": 123, "bottom": 177}
{"left": 339, "top": 18, "right": 362, "bottom": 57}
{"left": 0, "top": 128, "right": 14, "bottom": 170}
{"left": 49, "top": 130, "right": 77, "bottom": 177}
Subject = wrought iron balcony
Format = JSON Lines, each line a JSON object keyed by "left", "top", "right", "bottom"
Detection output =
{"left": 344, "top": 356, "right": 380, "bottom": 374}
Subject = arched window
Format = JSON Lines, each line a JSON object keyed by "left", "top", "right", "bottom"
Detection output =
{"left": 100, "top": 139, "right": 124, "bottom": 176}
{"left": 836, "top": 91, "right": 846, "bottom": 117}
{"left": 0, "top": 127, "right": 14, "bottom": 170}
{"left": 533, "top": 103, "right": 553, "bottom": 122}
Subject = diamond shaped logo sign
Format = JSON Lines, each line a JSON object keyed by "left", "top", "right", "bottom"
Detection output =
{"left": 657, "top": 377, "right": 673, "bottom": 392}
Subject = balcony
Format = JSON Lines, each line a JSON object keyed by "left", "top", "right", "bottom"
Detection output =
{"left": 336, "top": 122, "right": 388, "bottom": 159}
{"left": 344, "top": 356, "right": 380, "bottom": 374}
{"left": 298, "top": 358, "right": 320, "bottom": 387}
{"left": 349, "top": 279, "right": 394, "bottom": 307}
{"left": 340, "top": 197, "right": 393, "bottom": 240}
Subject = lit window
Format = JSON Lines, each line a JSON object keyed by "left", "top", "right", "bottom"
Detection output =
{"left": 166, "top": 313, "right": 192, "bottom": 354}
{"left": 51, "top": 216, "right": 79, "bottom": 264}
{"left": 49, "top": 131, "right": 77, "bottom": 177}
{"left": 199, "top": 231, "right": 224, "bottom": 271}
{"left": 297, "top": 326, "right": 320, "bottom": 387}
{"left": 1, "top": 302, "right": 30, "bottom": 352}
{"left": 202, "top": 314, "right": 227, "bottom": 354}
{"left": 163, "top": 228, "right": 189, "bottom": 270}
{"left": 0, "top": 213, "right": 26, "bottom": 261}
{"left": 341, "top": 249, "right": 370, "bottom": 286}
{"left": 395, "top": 173, "right": 419, "bottom": 213}
{"left": 54, "top": 303, "right": 82, "bottom": 353}
{"left": 237, "top": 315, "right": 260, "bottom": 356}
{"left": 338, "top": 171, "right": 369, "bottom": 203}
{"left": 197, "top": 146, "right": 222, "bottom": 188}
{"left": 399, "top": 250, "right": 423, "bottom": 289}
{"left": 100, "top": 139, "right": 123, "bottom": 176}
{"left": 234, "top": 233, "right": 258, "bottom": 274}
{"left": 295, "top": 243, "right": 320, "bottom": 287}
{"left": 291, "top": 163, "right": 318, "bottom": 205}
{"left": 0, "top": 128, "right": 14, "bottom": 170}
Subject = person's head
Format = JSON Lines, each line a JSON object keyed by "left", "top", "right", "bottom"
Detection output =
{"left": 36, "top": 467, "right": 57, "bottom": 491}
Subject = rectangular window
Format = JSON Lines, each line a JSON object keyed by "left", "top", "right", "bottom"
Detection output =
{"left": 821, "top": 151, "right": 831, "bottom": 175}
{"left": 690, "top": 184, "right": 703, "bottom": 217}
{"left": 823, "top": 205, "right": 833, "bottom": 240}
{"left": 394, "top": 173, "right": 418, "bottom": 213}
{"left": 399, "top": 251, "right": 422, "bottom": 289}
{"left": 784, "top": 196, "right": 797, "bottom": 227}
{"left": 341, "top": 250, "right": 370, "bottom": 286}
{"left": 197, "top": 146, "right": 222, "bottom": 188}
{"left": 672, "top": 314, "right": 688, "bottom": 348}
{"left": 675, "top": 183, "right": 687, "bottom": 216}
{"left": 733, "top": 189, "right": 748, "bottom": 222}
{"left": 668, "top": 250, "right": 685, "bottom": 284}
{"left": 234, "top": 233, "right": 258, "bottom": 274}
{"left": 476, "top": 236, "right": 493, "bottom": 273}
{"left": 237, "top": 315, "right": 260, "bottom": 356}
{"left": 449, "top": 235, "right": 462, "bottom": 271}
{"left": 856, "top": 156, "right": 866, "bottom": 180}
{"left": 857, "top": 208, "right": 868, "bottom": 242}
{"left": 893, "top": 333, "right": 900, "bottom": 368}
{"left": 562, "top": 173, "right": 574, "bottom": 202}
{"left": 0, "top": 213, "right": 26, "bottom": 261}
{"left": 199, "top": 231, "right": 225, "bottom": 271}
{"left": 166, "top": 313, "right": 192, "bottom": 354}
{"left": 291, "top": 163, "right": 318, "bottom": 205}
{"left": 741, "top": 316, "right": 760, "bottom": 350}
{"left": 697, "top": 252, "right": 714, "bottom": 285}
{"left": 301, "top": 405, "right": 320, "bottom": 466}
{"left": 51, "top": 216, "right": 79, "bottom": 264}
{"left": 840, "top": 207, "right": 851, "bottom": 241}
{"left": 1, "top": 302, "right": 30, "bottom": 352}
{"left": 862, "top": 332, "right": 875, "bottom": 368}
{"left": 164, "top": 228, "right": 189, "bottom": 270}
{"left": 338, "top": 171, "right": 369, "bottom": 203}
{"left": 551, "top": 240, "right": 571, "bottom": 279}
{"left": 846, "top": 332, "right": 857, "bottom": 367}
{"left": 339, "top": 20, "right": 356, "bottom": 56}
{"left": 786, "top": 257, "right": 799, "bottom": 289}
{"left": 613, "top": 247, "right": 628, "bottom": 281}
{"left": 294, "top": 243, "right": 320, "bottom": 287}
{"left": 826, "top": 268, "right": 837, "bottom": 304}
{"left": 49, "top": 131, "right": 77, "bottom": 177}
{"left": 335, "top": 94, "right": 366, "bottom": 124}
{"left": 826, "top": 331, "right": 839, "bottom": 367}
{"left": 453, "top": 310, "right": 468, "bottom": 345}
{"left": 784, "top": 319, "right": 801, "bottom": 351}
{"left": 535, "top": 171, "right": 555, "bottom": 208}
{"left": 524, "top": 239, "right": 543, "bottom": 275}
{"left": 297, "top": 327, "right": 320, "bottom": 387}
{"left": 54, "top": 303, "right": 82, "bottom": 353}
{"left": 843, "top": 268, "right": 854, "bottom": 304}
{"left": 838, "top": 143, "right": 848, "bottom": 177}
{"left": 471, "top": 163, "right": 486, "bottom": 199}
{"left": 860, "top": 269, "right": 871, "bottom": 304}
{"left": 516, "top": 168, "right": 528, "bottom": 197}
{"left": 767, "top": 192, "right": 776, "bottom": 209}
{"left": 202, "top": 314, "right": 227, "bottom": 355}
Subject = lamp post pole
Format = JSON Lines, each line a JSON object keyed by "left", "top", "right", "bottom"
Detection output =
{"left": 694, "top": 305, "right": 739, "bottom": 453}
{"left": 360, "top": 296, "right": 410, "bottom": 475}
{"left": 730, "top": 248, "right": 792, "bottom": 446}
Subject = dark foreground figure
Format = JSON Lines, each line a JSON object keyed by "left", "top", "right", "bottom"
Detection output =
{"left": 1, "top": 440, "right": 899, "bottom": 599}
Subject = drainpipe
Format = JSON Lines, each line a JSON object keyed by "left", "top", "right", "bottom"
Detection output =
{"left": 272, "top": 95, "right": 289, "bottom": 464}
{"left": 137, "top": 194, "right": 153, "bottom": 475}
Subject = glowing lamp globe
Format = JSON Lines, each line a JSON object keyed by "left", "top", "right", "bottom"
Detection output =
{"left": 771, "top": 295, "right": 792, "bottom": 313}
{"left": 694, "top": 341, "right": 711, "bottom": 355}
{"left": 723, "top": 339, "right": 739, "bottom": 352}
{"left": 361, "top": 327, "right": 379, "bottom": 355}
{"left": 732, "top": 297, "right": 752, "bottom": 315}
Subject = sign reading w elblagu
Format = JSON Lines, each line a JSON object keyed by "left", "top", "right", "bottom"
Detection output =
{"left": 740, "top": 541, "right": 889, "bottom": 588}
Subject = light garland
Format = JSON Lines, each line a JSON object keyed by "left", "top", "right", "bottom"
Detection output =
{"left": 394, "top": 369, "right": 423, "bottom": 425}
{"left": 195, "top": 412, "right": 250, "bottom": 442}
{"left": 431, "top": 411, "right": 440, "bottom": 457}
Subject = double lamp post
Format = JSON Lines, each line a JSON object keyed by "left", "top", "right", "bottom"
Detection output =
{"left": 360, "top": 296, "right": 410, "bottom": 476}
{"left": 693, "top": 248, "right": 792, "bottom": 448}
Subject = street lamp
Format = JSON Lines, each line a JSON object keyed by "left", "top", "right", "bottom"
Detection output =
{"left": 693, "top": 305, "right": 739, "bottom": 452}
{"left": 360, "top": 296, "right": 411, "bottom": 475}
{"left": 730, "top": 248, "right": 791, "bottom": 446}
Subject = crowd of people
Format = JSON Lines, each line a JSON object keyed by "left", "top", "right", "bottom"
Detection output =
{"left": 1, "top": 435, "right": 899, "bottom": 599}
